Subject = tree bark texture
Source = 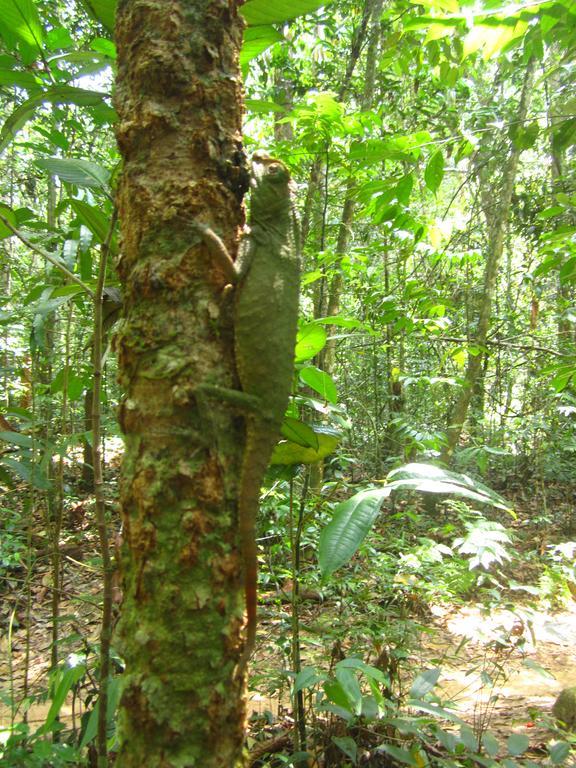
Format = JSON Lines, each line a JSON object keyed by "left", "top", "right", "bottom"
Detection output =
{"left": 114, "top": 2, "right": 248, "bottom": 766}
{"left": 441, "top": 59, "right": 535, "bottom": 464}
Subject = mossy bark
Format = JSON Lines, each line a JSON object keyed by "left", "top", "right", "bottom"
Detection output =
{"left": 114, "top": 2, "right": 248, "bottom": 765}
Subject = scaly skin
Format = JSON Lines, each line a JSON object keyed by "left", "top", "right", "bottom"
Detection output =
{"left": 235, "top": 153, "right": 300, "bottom": 670}
{"left": 203, "top": 152, "right": 299, "bottom": 671}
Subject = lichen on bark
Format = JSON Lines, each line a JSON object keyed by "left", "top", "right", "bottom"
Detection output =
{"left": 114, "top": 1, "right": 249, "bottom": 765}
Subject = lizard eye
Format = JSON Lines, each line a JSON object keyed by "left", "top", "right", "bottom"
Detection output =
{"left": 266, "top": 162, "right": 289, "bottom": 182}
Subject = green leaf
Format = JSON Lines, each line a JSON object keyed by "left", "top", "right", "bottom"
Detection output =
{"left": 482, "top": 732, "right": 500, "bottom": 757}
{"left": 0, "top": 430, "right": 33, "bottom": 448}
{"left": 1, "top": 456, "right": 50, "bottom": 490}
{"left": 0, "top": 204, "right": 17, "bottom": 239}
{"left": 38, "top": 662, "right": 87, "bottom": 736}
{"left": 333, "top": 736, "right": 357, "bottom": 764}
{"left": 0, "top": 85, "right": 108, "bottom": 154}
{"left": 386, "top": 463, "right": 513, "bottom": 512}
{"left": 318, "top": 488, "right": 390, "bottom": 577}
{"left": 407, "top": 699, "right": 466, "bottom": 724}
{"left": 335, "top": 667, "right": 363, "bottom": 715}
{"left": 424, "top": 150, "right": 444, "bottom": 194}
{"left": 295, "top": 323, "right": 326, "bottom": 362}
{"left": 323, "top": 679, "right": 355, "bottom": 715}
{"left": 548, "top": 741, "right": 571, "bottom": 764}
{"left": 36, "top": 157, "right": 111, "bottom": 191}
{"left": 271, "top": 426, "right": 340, "bottom": 465}
{"left": 0, "top": 67, "right": 40, "bottom": 89}
{"left": 521, "top": 659, "right": 556, "bottom": 680}
{"left": 294, "top": 666, "right": 324, "bottom": 693}
{"left": 314, "top": 315, "right": 367, "bottom": 329}
{"left": 409, "top": 668, "right": 441, "bottom": 698}
{"left": 240, "top": 25, "right": 283, "bottom": 69}
{"left": 281, "top": 417, "right": 319, "bottom": 449}
{"left": 0, "top": 0, "right": 44, "bottom": 64}
{"left": 69, "top": 199, "right": 116, "bottom": 249}
{"left": 241, "top": 0, "right": 333, "bottom": 25}
{"left": 377, "top": 744, "right": 422, "bottom": 766}
{"left": 299, "top": 366, "right": 338, "bottom": 404}
{"left": 506, "top": 733, "right": 529, "bottom": 756}
{"left": 336, "top": 658, "right": 389, "bottom": 686}
{"left": 80, "top": 0, "right": 116, "bottom": 33}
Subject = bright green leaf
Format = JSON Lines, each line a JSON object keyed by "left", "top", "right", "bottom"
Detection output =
{"left": 424, "top": 150, "right": 444, "bottom": 194}
{"left": 241, "top": 0, "right": 334, "bottom": 26}
{"left": 300, "top": 366, "right": 338, "bottom": 404}
{"left": 281, "top": 417, "right": 319, "bottom": 449}
{"left": 81, "top": 0, "right": 116, "bottom": 33}
{"left": 0, "top": 0, "right": 44, "bottom": 64}
{"left": 295, "top": 323, "right": 326, "bottom": 362}
{"left": 240, "top": 25, "right": 283, "bottom": 69}
{"left": 271, "top": 426, "right": 340, "bottom": 465}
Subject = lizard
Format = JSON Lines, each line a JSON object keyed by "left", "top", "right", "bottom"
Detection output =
{"left": 202, "top": 151, "right": 300, "bottom": 671}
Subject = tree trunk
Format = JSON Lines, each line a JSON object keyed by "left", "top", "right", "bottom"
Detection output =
{"left": 441, "top": 59, "right": 535, "bottom": 465}
{"left": 114, "top": 2, "right": 248, "bottom": 766}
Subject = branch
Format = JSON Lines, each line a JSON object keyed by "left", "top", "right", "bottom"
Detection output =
{"left": 436, "top": 334, "right": 570, "bottom": 358}
{"left": 0, "top": 212, "right": 94, "bottom": 297}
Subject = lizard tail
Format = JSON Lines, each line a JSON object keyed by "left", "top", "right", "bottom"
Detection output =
{"left": 238, "top": 430, "right": 276, "bottom": 673}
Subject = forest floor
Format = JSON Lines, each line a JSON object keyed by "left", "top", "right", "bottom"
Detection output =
{"left": 1, "top": 482, "right": 576, "bottom": 764}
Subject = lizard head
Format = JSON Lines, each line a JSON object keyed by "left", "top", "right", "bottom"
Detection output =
{"left": 250, "top": 151, "right": 293, "bottom": 222}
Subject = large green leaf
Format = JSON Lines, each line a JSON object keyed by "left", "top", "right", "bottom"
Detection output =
{"left": 0, "top": 85, "right": 108, "bottom": 154}
{"left": 295, "top": 323, "right": 327, "bottom": 362}
{"left": 241, "top": 0, "right": 333, "bottom": 25}
{"left": 69, "top": 199, "right": 116, "bottom": 251}
{"left": 386, "top": 463, "right": 512, "bottom": 512}
{"left": 0, "top": 0, "right": 44, "bottom": 64}
{"left": 271, "top": 425, "right": 340, "bottom": 465}
{"left": 36, "top": 157, "right": 111, "bottom": 191}
{"left": 319, "top": 463, "right": 512, "bottom": 577}
{"left": 0, "top": 67, "right": 40, "bottom": 89}
{"left": 300, "top": 366, "right": 338, "bottom": 404}
{"left": 81, "top": 0, "right": 116, "bottom": 33}
{"left": 240, "top": 25, "right": 283, "bottom": 70}
{"left": 319, "top": 488, "right": 390, "bottom": 577}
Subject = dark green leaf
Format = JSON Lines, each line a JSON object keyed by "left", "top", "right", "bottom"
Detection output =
{"left": 318, "top": 488, "right": 390, "bottom": 577}
{"left": 0, "top": 430, "right": 33, "bottom": 448}
{"left": 1, "top": 456, "right": 50, "bottom": 490}
{"left": 69, "top": 199, "right": 116, "bottom": 249}
{"left": 0, "top": 67, "right": 40, "bottom": 88}
{"left": 333, "top": 736, "right": 357, "bottom": 764}
{"left": 0, "top": 204, "right": 17, "bottom": 239}
{"left": 548, "top": 740, "right": 571, "bottom": 764}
